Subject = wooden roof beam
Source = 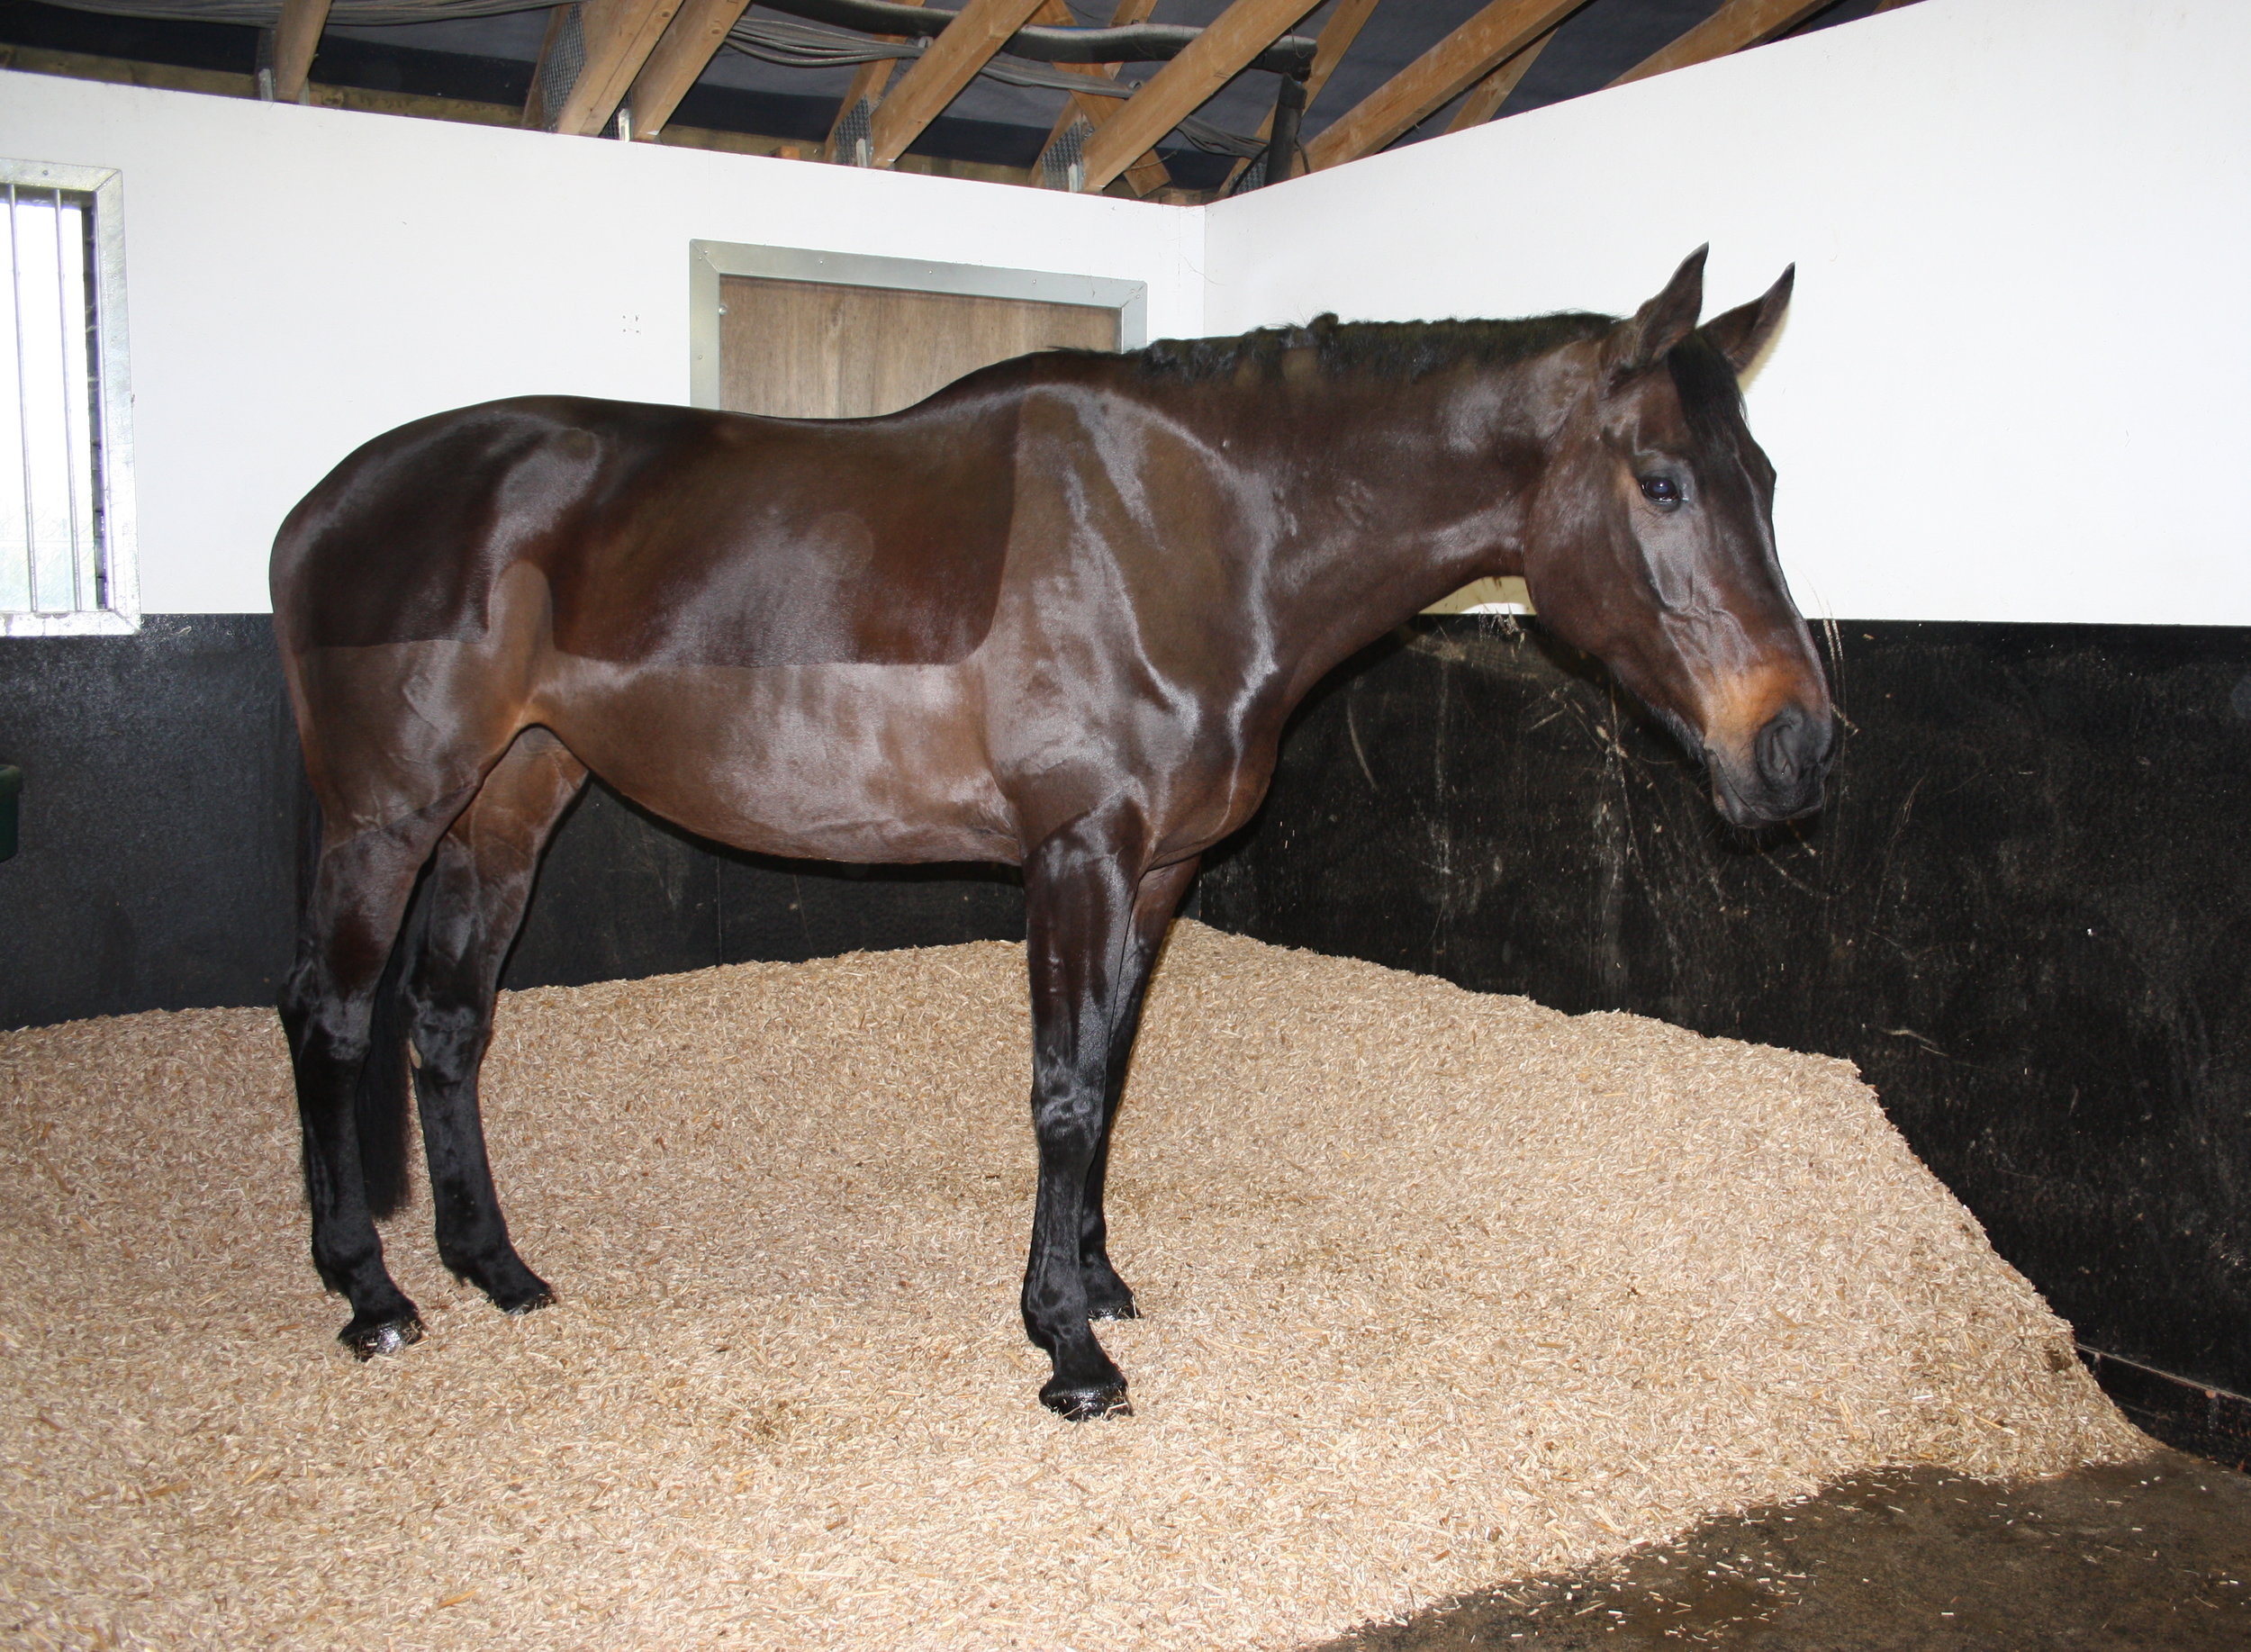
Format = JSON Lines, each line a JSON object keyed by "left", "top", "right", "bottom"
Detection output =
{"left": 867, "top": 0, "right": 1050, "bottom": 167}
{"left": 1303, "top": 0, "right": 1585, "bottom": 171}
{"left": 1443, "top": 23, "right": 1551, "bottom": 132}
{"left": 551, "top": 0, "right": 687, "bottom": 134}
{"left": 1032, "top": 0, "right": 1168, "bottom": 195}
{"left": 1607, "top": 0, "right": 1832, "bottom": 89}
{"left": 524, "top": 0, "right": 683, "bottom": 134}
{"left": 270, "top": 0, "right": 332, "bottom": 102}
{"left": 625, "top": 0, "right": 755, "bottom": 140}
{"left": 1078, "top": 0, "right": 1326, "bottom": 193}
{"left": 822, "top": 0, "right": 923, "bottom": 162}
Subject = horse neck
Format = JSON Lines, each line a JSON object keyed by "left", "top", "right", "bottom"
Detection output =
{"left": 1236, "top": 366, "right": 1560, "bottom": 701}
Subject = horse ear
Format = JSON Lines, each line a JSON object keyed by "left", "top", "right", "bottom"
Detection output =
{"left": 1608, "top": 246, "right": 1708, "bottom": 379}
{"left": 1701, "top": 265, "right": 1795, "bottom": 376}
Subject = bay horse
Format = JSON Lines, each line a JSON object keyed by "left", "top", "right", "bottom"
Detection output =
{"left": 273, "top": 248, "right": 1831, "bottom": 1420}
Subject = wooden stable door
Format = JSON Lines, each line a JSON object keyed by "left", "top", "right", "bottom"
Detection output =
{"left": 718, "top": 276, "right": 1120, "bottom": 420}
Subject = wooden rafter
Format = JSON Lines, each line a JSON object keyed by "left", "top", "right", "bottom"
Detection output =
{"left": 1607, "top": 0, "right": 1831, "bottom": 89}
{"left": 625, "top": 0, "right": 754, "bottom": 140}
{"left": 271, "top": 0, "right": 332, "bottom": 102}
{"left": 824, "top": 0, "right": 924, "bottom": 162}
{"left": 1222, "top": 0, "right": 1380, "bottom": 189}
{"left": 1302, "top": 0, "right": 1583, "bottom": 172}
{"left": 1032, "top": 0, "right": 1169, "bottom": 196}
{"left": 1443, "top": 23, "right": 1551, "bottom": 133}
{"left": 550, "top": 0, "right": 687, "bottom": 134}
{"left": 1079, "top": 0, "right": 1325, "bottom": 194}
{"left": 867, "top": 0, "right": 1049, "bottom": 167}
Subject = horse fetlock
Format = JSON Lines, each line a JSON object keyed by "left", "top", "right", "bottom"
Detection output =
{"left": 437, "top": 1242, "right": 551, "bottom": 1323}
{"left": 445, "top": 1248, "right": 555, "bottom": 1316}
{"left": 309, "top": 1237, "right": 391, "bottom": 1297}
{"left": 1081, "top": 1256, "right": 1139, "bottom": 1321}
{"left": 497, "top": 1282, "right": 556, "bottom": 1317}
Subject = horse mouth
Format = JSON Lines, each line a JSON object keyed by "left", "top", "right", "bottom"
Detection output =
{"left": 1711, "top": 773, "right": 1828, "bottom": 829}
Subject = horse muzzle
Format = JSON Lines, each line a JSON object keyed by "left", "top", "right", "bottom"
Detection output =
{"left": 1707, "top": 701, "right": 1835, "bottom": 827}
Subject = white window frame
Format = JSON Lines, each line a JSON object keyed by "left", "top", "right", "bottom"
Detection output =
{"left": 4, "top": 159, "right": 137, "bottom": 636}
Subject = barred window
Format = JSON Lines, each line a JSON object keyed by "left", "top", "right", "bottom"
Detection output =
{"left": 4, "top": 160, "right": 135, "bottom": 636}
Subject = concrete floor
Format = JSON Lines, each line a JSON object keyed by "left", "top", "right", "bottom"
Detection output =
{"left": 1318, "top": 1449, "right": 2250, "bottom": 1650}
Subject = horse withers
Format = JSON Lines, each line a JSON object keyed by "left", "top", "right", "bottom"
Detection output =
{"left": 272, "top": 248, "right": 1831, "bottom": 1419}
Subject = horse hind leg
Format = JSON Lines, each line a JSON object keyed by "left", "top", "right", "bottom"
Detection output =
{"left": 282, "top": 789, "right": 476, "bottom": 1358}
{"left": 402, "top": 727, "right": 587, "bottom": 1317}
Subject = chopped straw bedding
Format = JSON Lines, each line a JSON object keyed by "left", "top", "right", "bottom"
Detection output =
{"left": 0, "top": 922, "right": 2141, "bottom": 1650}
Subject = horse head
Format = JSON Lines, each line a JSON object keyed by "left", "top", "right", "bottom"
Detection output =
{"left": 1522, "top": 248, "right": 1833, "bottom": 827}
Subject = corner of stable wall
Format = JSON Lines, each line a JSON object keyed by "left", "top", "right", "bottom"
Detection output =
{"left": 1197, "top": 0, "right": 2251, "bottom": 628}
{"left": 0, "top": 68, "right": 1204, "bottom": 614}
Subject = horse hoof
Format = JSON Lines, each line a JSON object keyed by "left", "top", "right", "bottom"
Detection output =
{"left": 1041, "top": 1378, "right": 1132, "bottom": 1422}
{"left": 1087, "top": 1295, "right": 1140, "bottom": 1323}
{"left": 340, "top": 1312, "right": 424, "bottom": 1360}
{"left": 496, "top": 1283, "right": 555, "bottom": 1317}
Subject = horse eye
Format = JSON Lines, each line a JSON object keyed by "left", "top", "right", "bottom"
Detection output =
{"left": 1639, "top": 475, "right": 1683, "bottom": 508}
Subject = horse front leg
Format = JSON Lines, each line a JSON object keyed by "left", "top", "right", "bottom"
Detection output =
{"left": 1019, "top": 820, "right": 1163, "bottom": 1419}
{"left": 1078, "top": 855, "right": 1198, "bottom": 1323}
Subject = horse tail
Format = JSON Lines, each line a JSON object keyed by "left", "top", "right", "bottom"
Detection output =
{"left": 355, "top": 925, "right": 416, "bottom": 1219}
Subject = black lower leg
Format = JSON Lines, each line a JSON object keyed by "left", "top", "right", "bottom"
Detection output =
{"left": 283, "top": 987, "right": 423, "bottom": 1358}
{"left": 1076, "top": 856, "right": 1197, "bottom": 1324}
{"left": 284, "top": 794, "right": 474, "bottom": 1359}
{"left": 1025, "top": 1094, "right": 1129, "bottom": 1420}
{"left": 1079, "top": 1124, "right": 1137, "bottom": 1322}
{"left": 414, "top": 1053, "right": 553, "bottom": 1313}
{"left": 404, "top": 736, "right": 582, "bottom": 1317}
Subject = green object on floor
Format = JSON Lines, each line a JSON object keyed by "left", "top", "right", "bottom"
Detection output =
{"left": 0, "top": 763, "right": 18, "bottom": 861}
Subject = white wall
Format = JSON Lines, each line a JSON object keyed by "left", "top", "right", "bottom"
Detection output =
{"left": 0, "top": 72, "right": 1205, "bottom": 613}
{"left": 6, "top": 0, "right": 2249, "bottom": 624}
{"left": 1205, "top": 0, "right": 2251, "bottom": 627}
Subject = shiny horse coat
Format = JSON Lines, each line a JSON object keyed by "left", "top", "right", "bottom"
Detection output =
{"left": 273, "top": 248, "right": 1831, "bottom": 1418}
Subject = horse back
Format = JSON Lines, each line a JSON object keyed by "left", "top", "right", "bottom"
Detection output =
{"left": 271, "top": 393, "right": 1021, "bottom": 669}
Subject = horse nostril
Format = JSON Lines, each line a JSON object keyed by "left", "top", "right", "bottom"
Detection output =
{"left": 1754, "top": 705, "right": 1824, "bottom": 792}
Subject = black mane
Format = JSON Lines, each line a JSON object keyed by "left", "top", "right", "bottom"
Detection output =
{"left": 1120, "top": 311, "right": 1618, "bottom": 384}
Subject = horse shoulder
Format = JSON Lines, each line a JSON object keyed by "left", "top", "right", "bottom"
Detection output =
{"left": 995, "top": 380, "right": 1274, "bottom": 689}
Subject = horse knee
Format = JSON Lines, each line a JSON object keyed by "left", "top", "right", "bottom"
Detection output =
{"left": 1030, "top": 1092, "right": 1105, "bottom": 1167}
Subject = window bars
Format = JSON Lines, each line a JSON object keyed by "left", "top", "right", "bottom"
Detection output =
{"left": 2, "top": 161, "right": 135, "bottom": 636}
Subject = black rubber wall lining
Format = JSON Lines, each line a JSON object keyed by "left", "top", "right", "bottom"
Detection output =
{"left": 1195, "top": 617, "right": 2251, "bottom": 1404}
{"left": 0, "top": 617, "right": 1024, "bottom": 1034}
{"left": 0, "top": 617, "right": 302, "bottom": 1026}
{"left": 1, "top": 614, "right": 2245, "bottom": 1413}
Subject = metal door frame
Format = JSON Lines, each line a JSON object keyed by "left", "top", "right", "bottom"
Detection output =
{"left": 688, "top": 239, "right": 1148, "bottom": 411}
